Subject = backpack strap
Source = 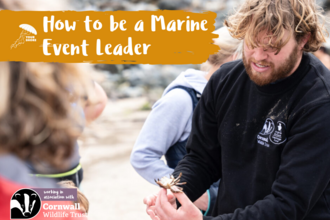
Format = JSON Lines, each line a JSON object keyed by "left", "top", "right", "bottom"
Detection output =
{"left": 166, "top": 85, "right": 200, "bottom": 111}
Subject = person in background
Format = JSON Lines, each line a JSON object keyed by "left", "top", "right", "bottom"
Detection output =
{"left": 313, "top": 41, "right": 330, "bottom": 69}
{"left": 0, "top": 62, "right": 92, "bottom": 219}
{"left": 130, "top": 27, "right": 242, "bottom": 216}
{"left": 29, "top": 72, "right": 107, "bottom": 187}
{"left": 0, "top": 0, "right": 108, "bottom": 187}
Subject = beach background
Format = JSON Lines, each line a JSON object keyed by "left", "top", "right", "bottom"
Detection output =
{"left": 3, "top": 0, "right": 330, "bottom": 219}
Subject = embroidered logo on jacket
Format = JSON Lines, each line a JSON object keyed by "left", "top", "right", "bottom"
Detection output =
{"left": 259, "top": 118, "right": 275, "bottom": 135}
{"left": 257, "top": 118, "right": 287, "bottom": 147}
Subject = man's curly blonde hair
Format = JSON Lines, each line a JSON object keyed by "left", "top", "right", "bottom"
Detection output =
{"left": 224, "top": 0, "right": 329, "bottom": 54}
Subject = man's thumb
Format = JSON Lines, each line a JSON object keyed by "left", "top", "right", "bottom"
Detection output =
{"left": 174, "top": 192, "right": 192, "bottom": 206}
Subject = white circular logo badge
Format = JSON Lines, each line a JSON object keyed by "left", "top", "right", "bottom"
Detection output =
{"left": 269, "top": 121, "right": 287, "bottom": 145}
{"left": 11, "top": 188, "right": 41, "bottom": 219}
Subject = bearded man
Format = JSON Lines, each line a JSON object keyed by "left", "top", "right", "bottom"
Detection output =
{"left": 143, "top": 0, "right": 330, "bottom": 219}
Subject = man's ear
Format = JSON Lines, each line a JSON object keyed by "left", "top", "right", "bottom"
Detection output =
{"left": 299, "top": 33, "right": 311, "bottom": 50}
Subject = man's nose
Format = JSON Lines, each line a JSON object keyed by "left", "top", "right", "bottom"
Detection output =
{"left": 253, "top": 47, "right": 268, "bottom": 61}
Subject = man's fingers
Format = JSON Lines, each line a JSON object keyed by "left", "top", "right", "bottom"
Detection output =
{"left": 148, "top": 206, "right": 157, "bottom": 212}
{"left": 143, "top": 197, "right": 149, "bottom": 205}
{"left": 155, "top": 189, "right": 167, "bottom": 219}
{"left": 147, "top": 210, "right": 160, "bottom": 220}
{"left": 167, "top": 191, "right": 175, "bottom": 202}
{"left": 155, "top": 189, "right": 162, "bottom": 206}
{"left": 167, "top": 190, "right": 177, "bottom": 209}
{"left": 146, "top": 205, "right": 155, "bottom": 215}
{"left": 174, "top": 192, "right": 193, "bottom": 207}
{"left": 159, "top": 188, "right": 172, "bottom": 206}
{"left": 147, "top": 206, "right": 156, "bottom": 216}
{"left": 144, "top": 193, "right": 158, "bottom": 216}
{"left": 159, "top": 188, "right": 177, "bottom": 217}
{"left": 144, "top": 194, "right": 157, "bottom": 206}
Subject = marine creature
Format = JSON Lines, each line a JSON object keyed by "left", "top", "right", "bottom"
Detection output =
{"left": 155, "top": 172, "right": 186, "bottom": 193}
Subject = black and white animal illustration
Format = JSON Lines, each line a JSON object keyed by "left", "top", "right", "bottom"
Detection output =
{"left": 11, "top": 189, "right": 41, "bottom": 219}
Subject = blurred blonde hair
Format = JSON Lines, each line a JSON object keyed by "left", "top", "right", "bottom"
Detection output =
{"left": 58, "top": 180, "right": 89, "bottom": 213}
{"left": 224, "top": 0, "right": 329, "bottom": 54}
{"left": 0, "top": 62, "right": 92, "bottom": 172}
{"left": 201, "top": 27, "right": 242, "bottom": 71}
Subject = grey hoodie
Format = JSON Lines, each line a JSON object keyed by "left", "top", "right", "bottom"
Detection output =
{"left": 0, "top": 154, "right": 57, "bottom": 188}
{"left": 130, "top": 68, "right": 207, "bottom": 184}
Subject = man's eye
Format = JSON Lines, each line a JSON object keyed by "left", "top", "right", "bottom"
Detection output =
{"left": 264, "top": 46, "right": 277, "bottom": 53}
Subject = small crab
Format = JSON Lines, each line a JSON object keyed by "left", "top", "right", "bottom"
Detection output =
{"left": 155, "top": 172, "right": 186, "bottom": 193}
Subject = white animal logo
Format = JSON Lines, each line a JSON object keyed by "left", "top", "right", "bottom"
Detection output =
{"left": 11, "top": 189, "right": 41, "bottom": 219}
{"left": 260, "top": 118, "right": 275, "bottom": 135}
{"left": 263, "top": 122, "right": 272, "bottom": 133}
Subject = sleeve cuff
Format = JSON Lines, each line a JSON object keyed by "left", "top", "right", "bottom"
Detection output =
{"left": 203, "top": 189, "right": 211, "bottom": 216}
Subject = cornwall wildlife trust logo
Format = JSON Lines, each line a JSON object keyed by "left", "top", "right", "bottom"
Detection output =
{"left": 257, "top": 118, "right": 287, "bottom": 147}
{"left": 11, "top": 188, "right": 41, "bottom": 219}
{"left": 269, "top": 121, "right": 287, "bottom": 144}
{"left": 11, "top": 24, "right": 37, "bottom": 49}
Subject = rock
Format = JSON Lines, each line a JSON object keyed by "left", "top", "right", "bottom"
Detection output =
{"left": 157, "top": 0, "right": 192, "bottom": 10}
{"left": 125, "top": 2, "right": 158, "bottom": 11}
{"left": 99, "top": 2, "right": 126, "bottom": 11}
{"left": 99, "top": 80, "right": 116, "bottom": 98}
{"left": 69, "top": 0, "right": 91, "bottom": 10}
{"left": 117, "top": 82, "right": 145, "bottom": 98}
{"left": 94, "top": 64, "right": 119, "bottom": 74}
{"left": 203, "top": 0, "right": 226, "bottom": 11}
{"left": 323, "top": 0, "right": 330, "bottom": 10}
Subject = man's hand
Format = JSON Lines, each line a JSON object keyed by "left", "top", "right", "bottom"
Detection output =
{"left": 143, "top": 190, "right": 176, "bottom": 216}
{"left": 146, "top": 188, "right": 203, "bottom": 220}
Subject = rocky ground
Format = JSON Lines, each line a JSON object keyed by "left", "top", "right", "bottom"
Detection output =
{"left": 78, "top": 97, "right": 160, "bottom": 220}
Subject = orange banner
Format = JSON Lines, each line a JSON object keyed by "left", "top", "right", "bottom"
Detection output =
{"left": 0, "top": 10, "right": 219, "bottom": 64}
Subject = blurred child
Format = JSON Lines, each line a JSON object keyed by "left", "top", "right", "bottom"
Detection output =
{"left": 0, "top": 0, "right": 108, "bottom": 190}
{"left": 0, "top": 62, "right": 92, "bottom": 220}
